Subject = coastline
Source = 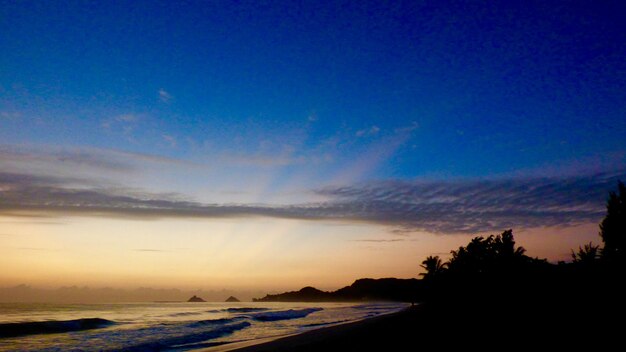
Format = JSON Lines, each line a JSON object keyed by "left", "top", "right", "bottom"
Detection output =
{"left": 199, "top": 305, "right": 419, "bottom": 352}
{"left": 200, "top": 299, "right": 614, "bottom": 351}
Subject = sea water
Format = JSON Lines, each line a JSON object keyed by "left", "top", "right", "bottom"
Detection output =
{"left": 0, "top": 302, "right": 407, "bottom": 351}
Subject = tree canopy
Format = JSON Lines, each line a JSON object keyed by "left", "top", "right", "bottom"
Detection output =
{"left": 600, "top": 181, "right": 626, "bottom": 262}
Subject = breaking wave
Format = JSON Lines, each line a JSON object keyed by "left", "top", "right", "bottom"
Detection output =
{"left": 249, "top": 308, "right": 323, "bottom": 322}
{"left": 0, "top": 318, "right": 116, "bottom": 338}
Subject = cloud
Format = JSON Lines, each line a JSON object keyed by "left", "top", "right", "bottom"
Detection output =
{"left": 0, "top": 145, "right": 132, "bottom": 174}
{"left": 162, "top": 134, "right": 177, "bottom": 147}
{"left": 101, "top": 114, "right": 141, "bottom": 140}
{"left": 314, "top": 172, "right": 625, "bottom": 233}
{"left": 351, "top": 239, "right": 406, "bottom": 243}
{"left": 220, "top": 153, "right": 332, "bottom": 167}
{"left": 394, "top": 121, "right": 419, "bottom": 134}
{"left": 1, "top": 169, "right": 623, "bottom": 234}
{"left": 356, "top": 126, "right": 380, "bottom": 137}
{"left": 133, "top": 249, "right": 169, "bottom": 252}
{"left": 159, "top": 89, "right": 172, "bottom": 103}
{"left": 308, "top": 113, "right": 318, "bottom": 122}
{"left": 1, "top": 111, "right": 21, "bottom": 119}
{"left": 116, "top": 114, "right": 137, "bottom": 122}
{"left": 223, "top": 154, "right": 304, "bottom": 166}
{"left": 0, "top": 144, "right": 193, "bottom": 176}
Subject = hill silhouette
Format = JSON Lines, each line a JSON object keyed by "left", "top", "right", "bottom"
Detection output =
{"left": 254, "top": 279, "right": 421, "bottom": 302}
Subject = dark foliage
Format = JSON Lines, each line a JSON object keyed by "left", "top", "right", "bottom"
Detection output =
{"left": 571, "top": 242, "right": 600, "bottom": 264}
{"left": 600, "top": 181, "right": 626, "bottom": 263}
{"left": 256, "top": 183, "right": 624, "bottom": 310}
{"left": 252, "top": 182, "right": 626, "bottom": 349}
{"left": 419, "top": 256, "right": 445, "bottom": 279}
{"left": 446, "top": 229, "right": 530, "bottom": 276}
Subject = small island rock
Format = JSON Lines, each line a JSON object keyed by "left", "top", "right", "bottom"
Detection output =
{"left": 187, "top": 295, "right": 206, "bottom": 302}
{"left": 225, "top": 296, "right": 240, "bottom": 302}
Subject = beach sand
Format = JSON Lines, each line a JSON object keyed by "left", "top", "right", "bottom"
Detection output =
{"left": 202, "top": 299, "right": 611, "bottom": 352}
{"left": 205, "top": 305, "right": 423, "bottom": 352}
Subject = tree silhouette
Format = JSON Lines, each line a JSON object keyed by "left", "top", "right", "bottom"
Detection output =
{"left": 420, "top": 256, "right": 446, "bottom": 279}
{"left": 446, "top": 229, "right": 529, "bottom": 276}
{"left": 494, "top": 229, "right": 526, "bottom": 257}
{"left": 571, "top": 242, "right": 600, "bottom": 264}
{"left": 599, "top": 181, "right": 626, "bottom": 262}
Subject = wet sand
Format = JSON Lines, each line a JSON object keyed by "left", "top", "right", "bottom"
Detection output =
{"left": 217, "top": 305, "right": 423, "bottom": 352}
{"left": 206, "top": 299, "right": 610, "bottom": 351}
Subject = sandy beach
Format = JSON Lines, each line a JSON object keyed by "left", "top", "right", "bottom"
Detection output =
{"left": 206, "top": 298, "right": 614, "bottom": 352}
{"left": 206, "top": 305, "right": 423, "bottom": 352}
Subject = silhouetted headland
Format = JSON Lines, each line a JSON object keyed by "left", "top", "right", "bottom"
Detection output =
{"left": 187, "top": 295, "right": 206, "bottom": 302}
{"left": 253, "top": 279, "right": 420, "bottom": 302}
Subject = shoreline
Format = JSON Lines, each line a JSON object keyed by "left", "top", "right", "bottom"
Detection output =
{"left": 199, "top": 305, "right": 419, "bottom": 352}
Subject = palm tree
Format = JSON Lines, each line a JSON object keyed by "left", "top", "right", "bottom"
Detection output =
{"left": 420, "top": 255, "right": 446, "bottom": 279}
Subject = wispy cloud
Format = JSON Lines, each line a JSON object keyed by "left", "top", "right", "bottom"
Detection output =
{"left": 351, "top": 239, "right": 406, "bottom": 243}
{"left": 0, "top": 111, "right": 21, "bottom": 119}
{"left": 162, "top": 134, "right": 177, "bottom": 147}
{"left": 0, "top": 145, "right": 132, "bottom": 174}
{"left": 116, "top": 114, "right": 137, "bottom": 123}
{"left": 220, "top": 153, "right": 331, "bottom": 167}
{"left": 0, "top": 144, "right": 193, "bottom": 176}
{"left": 100, "top": 114, "right": 141, "bottom": 141}
{"left": 102, "top": 113, "right": 137, "bottom": 127}
{"left": 133, "top": 249, "right": 170, "bottom": 252}
{"left": 394, "top": 121, "right": 419, "bottom": 134}
{"left": 0, "top": 169, "right": 623, "bottom": 233}
{"left": 356, "top": 126, "right": 380, "bottom": 137}
{"left": 159, "top": 89, "right": 172, "bottom": 103}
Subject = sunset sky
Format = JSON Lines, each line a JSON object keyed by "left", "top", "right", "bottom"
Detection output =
{"left": 1, "top": 1, "right": 625, "bottom": 295}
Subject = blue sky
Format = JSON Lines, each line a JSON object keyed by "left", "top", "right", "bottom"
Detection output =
{"left": 0, "top": 0, "right": 626, "bottom": 292}
{"left": 1, "top": 0, "right": 626, "bottom": 270}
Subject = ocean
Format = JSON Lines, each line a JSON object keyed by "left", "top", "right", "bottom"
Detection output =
{"left": 0, "top": 302, "right": 407, "bottom": 351}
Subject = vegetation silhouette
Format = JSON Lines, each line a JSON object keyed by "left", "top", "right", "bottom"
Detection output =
{"left": 254, "top": 182, "right": 625, "bottom": 347}
{"left": 599, "top": 180, "right": 626, "bottom": 263}
{"left": 571, "top": 242, "right": 600, "bottom": 264}
{"left": 419, "top": 256, "right": 445, "bottom": 279}
{"left": 257, "top": 182, "right": 625, "bottom": 307}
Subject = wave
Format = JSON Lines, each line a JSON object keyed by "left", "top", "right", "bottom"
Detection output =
{"left": 186, "top": 317, "right": 245, "bottom": 328}
{"left": 352, "top": 304, "right": 399, "bottom": 310}
{"left": 225, "top": 307, "right": 269, "bottom": 313}
{"left": 204, "top": 307, "right": 270, "bottom": 314}
{"left": 249, "top": 308, "right": 323, "bottom": 322}
{"left": 168, "top": 311, "right": 204, "bottom": 317}
{"left": 109, "top": 321, "right": 251, "bottom": 352}
{"left": 301, "top": 319, "right": 350, "bottom": 328}
{"left": 0, "top": 318, "right": 116, "bottom": 338}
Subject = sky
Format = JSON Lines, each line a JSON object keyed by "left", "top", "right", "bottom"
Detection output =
{"left": 1, "top": 0, "right": 625, "bottom": 299}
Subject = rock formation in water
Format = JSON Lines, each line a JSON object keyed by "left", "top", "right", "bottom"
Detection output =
{"left": 187, "top": 295, "right": 206, "bottom": 302}
{"left": 225, "top": 296, "right": 240, "bottom": 302}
